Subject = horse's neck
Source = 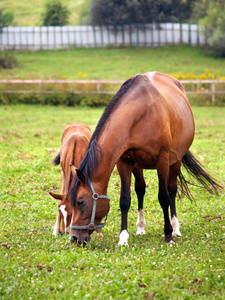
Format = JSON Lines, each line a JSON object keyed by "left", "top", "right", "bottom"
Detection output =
{"left": 92, "top": 130, "right": 129, "bottom": 194}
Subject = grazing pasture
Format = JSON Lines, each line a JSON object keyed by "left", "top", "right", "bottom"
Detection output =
{"left": 0, "top": 104, "right": 225, "bottom": 299}
{"left": 1, "top": 46, "right": 225, "bottom": 80}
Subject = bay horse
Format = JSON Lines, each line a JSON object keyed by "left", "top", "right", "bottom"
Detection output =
{"left": 50, "top": 124, "right": 147, "bottom": 237}
{"left": 69, "top": 72, "right": 221, "bottom": 245}
{"left": 49, "top": 124, "right": 92, "bottom": 235}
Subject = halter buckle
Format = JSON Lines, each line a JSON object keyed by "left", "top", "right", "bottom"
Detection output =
{"left": 92, "top": 193, "right": 99, "bottom": 200}
{"left": 88, "top": 223, "right": 95, "bottom": 230}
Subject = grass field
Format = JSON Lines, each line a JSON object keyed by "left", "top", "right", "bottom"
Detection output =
{"left": 1, "top": 46, "right": 225, "bottom": 80}
{"left": 0, "top": 104, "right": 224, "bottom": 299}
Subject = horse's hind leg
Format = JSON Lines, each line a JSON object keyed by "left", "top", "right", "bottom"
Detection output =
{"left": 132, "top": 167, "right": 146, "bottom": 235}
{"left": 157, "top": 153, "right": 174, "bottom": 243}
{"left": 169, "top": 160, "right": 182, "bottom": 237}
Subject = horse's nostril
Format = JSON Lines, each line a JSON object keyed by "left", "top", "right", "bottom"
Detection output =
{"left": 70, "top": 235, "right": 78, "bottom": 243}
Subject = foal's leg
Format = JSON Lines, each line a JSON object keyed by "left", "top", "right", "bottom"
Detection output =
{"left": 53, "top": 209, "right": 61, "bottom": 235}
{"left": 169, "top": 160, "right": 182, "bottom": 237}
{"left": 157, "top": 153, "right": 174, "bottom": 243}
{"left": 53, "top": 171, "right": 65, "bottom": 235}
{"left": 132, "top": 167, "right": 146, "bottom": 235}
{"left": 117, "top": 158, "right": 133, "bottom": 246}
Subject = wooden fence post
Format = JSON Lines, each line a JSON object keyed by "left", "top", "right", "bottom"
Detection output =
{"left": 97, "top": 80, "right": 100, "bottom": 94}
{"left": 211, "top": 82, "right": 215, "bottom": 104}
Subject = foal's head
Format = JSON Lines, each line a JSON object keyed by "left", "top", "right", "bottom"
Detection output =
{"left": 49, "top": 191, "right": 72, "bottom": 234}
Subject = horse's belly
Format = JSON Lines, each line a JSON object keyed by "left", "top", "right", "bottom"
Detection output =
{"left": 121, "top": 149, "right": 157, "bottom": 169}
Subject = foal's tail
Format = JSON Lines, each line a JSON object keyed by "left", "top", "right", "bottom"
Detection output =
{"left": 178, "top": 150, "right": 223, "bottom": 200}
{"left": 53, "top": 152, "right": 60, "bottom": 166}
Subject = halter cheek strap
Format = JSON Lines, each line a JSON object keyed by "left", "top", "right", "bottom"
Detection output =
{"left": 70, "top": 179, "right": 110, "bottom": 230}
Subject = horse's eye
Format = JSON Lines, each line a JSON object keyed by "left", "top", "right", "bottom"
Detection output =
{"left": 77, "top": 200, "right": 84, "bottom": 207}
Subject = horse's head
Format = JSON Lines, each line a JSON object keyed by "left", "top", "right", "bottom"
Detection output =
{"left": 49, "top": 191, "right": 72, "bottom": 234}
{"left": 70, "top": 169, "right": 110, "bottom": 244}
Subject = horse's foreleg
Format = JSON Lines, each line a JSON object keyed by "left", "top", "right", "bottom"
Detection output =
{"left": 117, "top": 158, "right": 133, "bottom": 246}
{"left": 132, "top": 167, "right": 146, "bottom": 235}
{"left": 157, "top": 154, "right": 174, "bottom": 243}
{"left": 169, "top": 160, "right": 182, "bottom": 237}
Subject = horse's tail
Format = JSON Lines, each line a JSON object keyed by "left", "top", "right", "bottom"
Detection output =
{"left": 178, "top": 150, "right": 223, "bottom": 200}
{"left": 53, "top": 152, "right": 60, "bottom": 166}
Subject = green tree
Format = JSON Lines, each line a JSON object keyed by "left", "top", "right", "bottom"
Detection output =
{"left": 42, "top": 0, "right": 70, "bottom": 26}
{"left": 0, "top": 9, "right": 14, "bottom": 28}
{"left": 192, "top": 0, "right": 225, "bottom": 57}
{"left": 90, "top": 0, "right": 194, "bottom": 26}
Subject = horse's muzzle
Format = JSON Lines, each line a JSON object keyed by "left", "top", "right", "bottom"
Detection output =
{"left": 70, "top": 231, "right": 91, "bottom": 245}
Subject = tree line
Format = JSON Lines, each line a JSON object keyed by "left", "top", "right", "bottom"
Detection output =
{"left": 0, "top": 0, "right": 225, "bottom": 57}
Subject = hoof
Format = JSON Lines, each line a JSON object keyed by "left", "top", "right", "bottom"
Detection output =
{"left": 96, "top": 232, "right": 104, "bottom": 237}
{"left": 136, "top": 228, "right": 145, "bottom": 235}
{"left": 172, "top": 231, "right": 181, "bottom": 237}
{"left": 164, "top": 234, "right": 176, "bottom": 243}
{"left": 118, "top": 230, "right": 129, "bottom": 246}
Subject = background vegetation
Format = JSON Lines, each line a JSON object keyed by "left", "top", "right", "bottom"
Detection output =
{"left": 1, "top": 46, "right": 224, "bottom": 80}
{"left": 0, "top": 46, "right": 224, "bottom": 106}
{"left": 0, "top": 105, "right": 224, "bottom": 299}
{"left": 0, "top": 0, "right": 90, "bottom": 26}
{"left": 1, "top": 0, "right": 225, "bottom": 56}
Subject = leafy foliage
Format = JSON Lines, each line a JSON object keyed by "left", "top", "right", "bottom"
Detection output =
{"left": 0, "top": 52, "right": 18, "bottom": 69}
{"left": 192, "top": 0, "right": 225, "bottom": 57}
{"left": 90, "top": 0, "right": 195, "bottom": 25}
{"left": 0, "top": 9, "right": 14, "bottom": 28}
{"left": 41, "top": 0, "right": 70, "bottom": 26}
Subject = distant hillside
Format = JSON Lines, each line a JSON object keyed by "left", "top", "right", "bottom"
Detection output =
{"left": 1, "top": 0, "right": 91, "bottom": 26}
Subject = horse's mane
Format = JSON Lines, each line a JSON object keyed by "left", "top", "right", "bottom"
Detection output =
{"left": 70, "top": 74, "right": 140, "bottom": 205}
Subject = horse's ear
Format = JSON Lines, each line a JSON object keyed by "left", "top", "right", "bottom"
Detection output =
{"left": 49, "top": 191, "right": 64, "bottom": 200}
{"left": 70, "top": 165, "right": 76, "bottom": 177}
{"left": 76, "top": 169, "right": 86, "bottom": 184}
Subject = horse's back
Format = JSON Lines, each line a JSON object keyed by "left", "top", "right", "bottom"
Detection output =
{"left": 60, "top": 124, "right": 92, "bottom": 170}
{"left": 143, "top": 72, "right": 195, "bottom": 162}
{"left": 101, "top": 72, "right": 195, "bottom": 167}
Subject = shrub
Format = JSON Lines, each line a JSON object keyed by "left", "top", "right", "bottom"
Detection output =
{"left": 41, "top": 0, "right": 70, "bottom": 26}
{"left": 0, "top": 52, "right": 18, "bottom": 69}
{"left": 0, "top": 92, "right": 112, "bottom": 106}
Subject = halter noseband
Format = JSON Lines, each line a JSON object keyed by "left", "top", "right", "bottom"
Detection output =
{"left": 70, "top": 179, "right": 110, "bottom": 230}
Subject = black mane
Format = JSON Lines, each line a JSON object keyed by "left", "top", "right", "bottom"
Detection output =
{"left": 70, "top": 74, "right": 140, "bottom": 206}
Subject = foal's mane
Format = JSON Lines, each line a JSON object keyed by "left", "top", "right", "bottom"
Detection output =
{"left": 70, "top": 74, "right": 140, "bottom": 205}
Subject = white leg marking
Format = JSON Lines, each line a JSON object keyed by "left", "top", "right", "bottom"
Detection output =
{"left": 118, "top": 230, "right": 129, "bottom": 246}
{"left": 53, "top": 212, "right": 61, "bottom": 235}
{"left": 171, "top": 216, "right": 181, "bottom": 237}
{"left": 136, "top": 209, "right": 146, "bottom": 235}
{"left": 59, "top": 205, "right": 67, "bottom": 234}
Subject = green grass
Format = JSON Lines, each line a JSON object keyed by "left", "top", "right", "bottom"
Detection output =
{"left": 1, "top": 0, "right": 89, "bottom": 26}
{"left": 0, "top": 105, "right": 225, "bottom": 299}
{"left": 1, "top": 46, "right": 225, "bottom": 80}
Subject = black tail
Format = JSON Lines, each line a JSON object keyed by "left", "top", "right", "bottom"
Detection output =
{"left": 178, "top": 150, "right": 223, "bottom": 200}
{"left": 53, "top": 152, "right": 60, "bottom": 166}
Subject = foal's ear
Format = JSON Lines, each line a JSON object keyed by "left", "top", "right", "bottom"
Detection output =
{"left": 76, "top": 169, "right": 86, "bottom": 184}
{"left": 49, "top": 191, "right": 64, "bottom": 200}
